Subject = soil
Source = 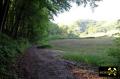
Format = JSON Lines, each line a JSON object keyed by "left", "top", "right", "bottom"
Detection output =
{"left": 16, "top": 46, "right": 107, "bottom": 79}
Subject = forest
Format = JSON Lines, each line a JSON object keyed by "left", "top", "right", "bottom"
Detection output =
{"left": 0, "top": 0, "right": 120, "bottom": 79}
{"left": 48, "top": 19, "right": 120, "bottom": 39}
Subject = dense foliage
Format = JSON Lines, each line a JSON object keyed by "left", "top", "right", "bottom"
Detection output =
{"left": 49, "top": 19, "right": 120, "bottom": 40}
{"left": 48, "top": 22, "right": 80, "bottom": 39}
{"left": 0, "top": 33, "right": 30, "bottom": 78}
{"left": 0, "top": 0, "right": 100, "bottom": 42}
{"left": 58, "top": 20, "right": 120, "bottom": 36}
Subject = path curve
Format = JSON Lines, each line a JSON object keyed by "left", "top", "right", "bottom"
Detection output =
{"left": 17, "top": 46, "right": 76, "bottom": 79}
{"left": 17, "top": 46, "right": 106, "bottom": 79}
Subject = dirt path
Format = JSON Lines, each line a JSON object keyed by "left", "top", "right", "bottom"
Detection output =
{"left": 17, "top": 46, "right": 106, "bottom": 79}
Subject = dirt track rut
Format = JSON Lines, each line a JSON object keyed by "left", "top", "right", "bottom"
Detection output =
{"left": 17, "top": 46, "right": 106, "bottom": 79}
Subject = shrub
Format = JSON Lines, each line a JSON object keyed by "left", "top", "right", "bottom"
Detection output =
{"left": 107, "top": 36, "right": 120, "bottom": 65}
{"left": 107, "top": 37, "right": 120, "bottom": 78}
{"left": 0, "top": 33, "right": 30, "bottom": 78}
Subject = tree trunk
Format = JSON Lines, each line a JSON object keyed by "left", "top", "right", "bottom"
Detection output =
{"left": 0, "top": 0, "right": 10, "bottom": 32}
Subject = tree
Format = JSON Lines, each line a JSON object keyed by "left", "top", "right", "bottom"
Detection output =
{"left": 0, "top": 0, "right": 102, "bottom": 42}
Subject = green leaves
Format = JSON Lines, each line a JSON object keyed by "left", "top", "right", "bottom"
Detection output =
{"left": 0, "top": 33, "right": 30, "bottom": 78}
{"left": 1, "top": 0, "right": 102, "bottom": 43}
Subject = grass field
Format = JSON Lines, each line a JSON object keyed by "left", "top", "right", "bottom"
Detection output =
{"left": 49, "top": 38, "right": 118, "bottom": 66}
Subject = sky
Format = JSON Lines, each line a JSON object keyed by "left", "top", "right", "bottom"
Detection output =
{"left": 53, "top": 0, "right": 120, "bottom": 25}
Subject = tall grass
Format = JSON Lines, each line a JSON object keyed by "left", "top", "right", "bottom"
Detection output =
{"left": 63, "top": 51, "right": 118, "bottom": 66}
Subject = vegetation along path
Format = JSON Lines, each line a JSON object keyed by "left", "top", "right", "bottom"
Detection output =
{"left": 17, "top": 45, "right": 105, "bottom": 79}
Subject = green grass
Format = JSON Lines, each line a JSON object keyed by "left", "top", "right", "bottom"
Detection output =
{"left": 63, "top": 52, "right": 118, "bottom": 66}
{"left": 50, "top": 38, "right": 119, "bottom": 66}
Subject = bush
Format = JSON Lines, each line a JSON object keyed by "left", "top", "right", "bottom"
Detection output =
{"left": 108, "top": 47, "right": 120, "bottom": 64}
{"left": 107, "top": 36, "right": 120, "bottom": 65}
{"left": 0, "top": 33, "right": 30, "bottom": 78}
{"left": 107, "top": 37, "right": 120, "bottom": 78}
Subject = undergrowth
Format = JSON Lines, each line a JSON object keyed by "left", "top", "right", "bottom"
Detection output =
{"left": 63, "top": 52, "right": 118, "bottom": 66}
{"left": 107, "top": 37, "right": 120, "bottom": 78}
{"left": 0, "top": 33, "right": 30, "bottom": 79}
